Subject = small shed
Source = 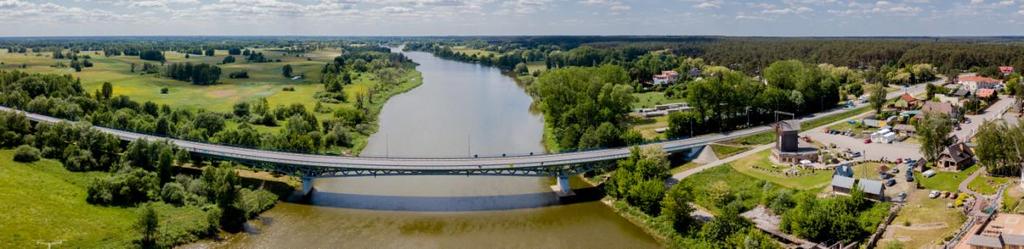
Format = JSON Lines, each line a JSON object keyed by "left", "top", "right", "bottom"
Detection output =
{"left": 857, "top": 179, "right": 885, "bottom": 200}
{"left": 832, "top": 175, "right": 855, "bottom": 194}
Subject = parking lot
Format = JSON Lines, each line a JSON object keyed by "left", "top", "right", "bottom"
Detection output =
{"left": 806, "top": 127, "right": 922, "bottom": 161}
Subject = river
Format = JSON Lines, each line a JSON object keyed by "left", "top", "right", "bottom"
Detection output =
{"left": 212, "top": 51, "right": 660, "bottom": 248}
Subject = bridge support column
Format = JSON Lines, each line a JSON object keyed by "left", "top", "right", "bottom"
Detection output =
{"left": 550, "top": 173, "right": 575, "bottom": 198}
{"left": 301, "top": 176, "right": 315, "bottom": 197}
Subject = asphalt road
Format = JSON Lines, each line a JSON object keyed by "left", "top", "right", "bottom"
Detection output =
{"left": 0, "top": 81, "right": 928, "bottom": 172}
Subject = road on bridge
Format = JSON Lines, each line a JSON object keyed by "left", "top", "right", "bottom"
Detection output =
{"left": 0, "top": 80, "right": 928, "bottom": 176}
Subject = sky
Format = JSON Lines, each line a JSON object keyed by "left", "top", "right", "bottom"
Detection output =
{"left": 1, "top": 0, "right": 1024, "bottom": 37}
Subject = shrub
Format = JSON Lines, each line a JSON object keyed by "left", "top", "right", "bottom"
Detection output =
{"left": 13, "top": 145, "right": 41, "bottom": 162}
{"left": 160, "top": 87, "right": 169, "bottom": 94}
{"left": 282, "top": 86, "right": 295, "bottom": 91}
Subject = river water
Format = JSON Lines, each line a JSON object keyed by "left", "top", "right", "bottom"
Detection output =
{"left": 214, "top": 51, "right": 660, "bottom": 248}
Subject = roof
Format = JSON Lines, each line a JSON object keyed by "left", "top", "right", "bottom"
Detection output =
{"left": 959, "top": 75, "right": 1003, "bottom": 84}
{"left": 978, "top": 88, "right": 996, "bottom": 98}
{"left": 1000, "top": 66, "right": 1015, "bottom": 73}
{"left": 899, "top": 93, "right": 918, "bottom": 102}
{"left": 942, "top": 143, "right": 974, "bottom": 164}
{"left": 952, "top": 88, "right": 970, "bottom": 97}
{"left": 777, "top": 120, "right": 800, "bottom": 131}
{"left": 832, "top": 175, "right": 855, "bottom": 189}
{"left": 921, "top": 101, "right": 955, "bottom": 116}
{"left": 858, "top": 179, "right": 885, "bottom": 196}
{"left": 834, "top": 165, "right": 854, "bottom": 177}
{"left": 893, "top": 124, "right": 916, "bottom": 132}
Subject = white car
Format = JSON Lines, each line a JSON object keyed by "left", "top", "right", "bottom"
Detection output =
{"left": 928, "top": 190, "right": 940, "bottom": 199}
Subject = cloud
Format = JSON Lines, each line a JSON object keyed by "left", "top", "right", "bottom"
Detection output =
{"left": 580, "top": 0, "right": 630, "bottom": 12}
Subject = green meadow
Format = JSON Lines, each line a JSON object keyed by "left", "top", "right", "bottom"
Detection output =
{"left": 0, "top": 150, "right": 209, "bottom": 248}
{"left": 0, "top": 48, "right": 423, "bottom": 154}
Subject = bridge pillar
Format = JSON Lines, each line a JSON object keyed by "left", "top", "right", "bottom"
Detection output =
{"left": 550, "top": 173, "right": 575, "bottom": 198}
{"left": 301, "top": 176, "right": 315, "bottom": 197}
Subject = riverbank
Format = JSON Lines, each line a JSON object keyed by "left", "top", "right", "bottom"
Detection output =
{"left": 0, "top": 150, "right": 212, "bottom": 248}
{"left": 348, "top": 69, "right": 423, "bottom": 155}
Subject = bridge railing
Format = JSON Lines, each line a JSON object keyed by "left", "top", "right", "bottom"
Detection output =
{"left": 7, "top": 105, "right": 735, "bottom": 160}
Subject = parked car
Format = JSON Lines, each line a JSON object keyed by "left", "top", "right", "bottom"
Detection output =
{"left": 864, "top": 139, "right": 872, "bottom": 144}
{"left": 885, "top": 179, "right": 896, "bottom": 187}
{"left": 929, "top": 190, "right": 940, "bottom": 198}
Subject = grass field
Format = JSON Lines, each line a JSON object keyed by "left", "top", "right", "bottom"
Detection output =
{"left": 0, "top": 149, "right": 209, "bottom": 248}
{"left": 451, "top": 46, "right": 498, "bottom": 57}
{"left": 916, "top": 164, "right": 979, "bottom": 192}
{"left": 678, "top": 165, "right": 776, "bottom": 214}
{"left": 710, "top": 143, "right": 748, "bottom": 158}
{"left": 968, "top": 173, "right": 1010, "bottom": 195}
{"left": 883, "top": 190, "right": 966, "bottom": 249}
{"left": 852, "top": 162, "right": 890, "bottom": 180}
{"left": 729, "top": 150, "right": 834, "bottom": 190}
{"left": 632, "top": 91, "right": 686, "bottom": 109}
{"left": 0, "top": 49, "right": 423, "bottom": 155}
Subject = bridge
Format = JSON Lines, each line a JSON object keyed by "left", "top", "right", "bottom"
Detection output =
{"left": 0, "top": 80, "right": 927, "bottom": 195}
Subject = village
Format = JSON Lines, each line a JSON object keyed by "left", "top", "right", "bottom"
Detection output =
{"left": 636, "top": 66, "right": 1024, "bottom": 248}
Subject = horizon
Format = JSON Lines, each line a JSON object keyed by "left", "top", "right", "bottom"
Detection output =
{"left": 3, "top": 0, "right": 1024, "bottom": 37}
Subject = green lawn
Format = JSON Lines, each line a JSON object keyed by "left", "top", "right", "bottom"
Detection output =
{"left": 725, "top": 131, "right": 775, "bottom": 146}
{"left": 669, "top": 161, "right": 703, "bottom": 175}
{"left": 800, "top": 106, "right": 871, "bottom": 132}
{"left": 710, "top": 143, "right": 749, "bottom": 158}
{"left": 968, "top": 174, "right": 1010, "bottom": 195}
{"left": 729, "top": 150, "right": 833, "bottom": 190}
{"left": 916, "top": 164, "right": 979, "bottom": 192}
{"left": 632, "top": 91, "right": 686, "bottom": 109}
{"left": 852, "top": 162, "right": 891, "bottom": 180}
{"left": 0, "top": 49, "right": 423, "bottom": 155}
{"left": 677, "top": 165, "right": 778, "bottom": 214}
{"left": 883, "top": 190, "right": 966, "bottom": 249}
{"left": 0, "top": 149, "right": 209, "bottom": 248}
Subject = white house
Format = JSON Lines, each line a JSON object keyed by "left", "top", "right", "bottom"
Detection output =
{"left": 652, "top": 70, "right": 680, "bottom": 86}
{"left": 958, "top": 75, "right": 1003, "bottom": 92}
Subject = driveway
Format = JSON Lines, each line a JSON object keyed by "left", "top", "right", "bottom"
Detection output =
{"left": 954, "top": 97, "right": 1015, "bottom": 141}
{"left": 805, "top": 128, "right": 922, "bottom": 161}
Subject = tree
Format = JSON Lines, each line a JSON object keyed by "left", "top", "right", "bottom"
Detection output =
{"left": 157, "top": 146, "right": 174, "bottom": 184}
{"left": 13, "top": 145, "right": 41, "bottom": 162}
{"left": 514, "top": 62, "right": 529, "bottom": 75}
{"left": 193, "top": 112, "right": 226, "bottom": 137}
{"left": 282, "top": 64, "right": 294, "bottom": 78}
{"left": 915, "top": 113, "right": 953, "bottom": 162}
{"left": 975, "top": 120, "right": 1024, "bottom": 177}
{"left": 137, "top": 204, "right": 159, "bottom": 248}
{"left": 661, "top": 183, "right": 696, "bottom": 233}
{"left": 869, "top": 83, "right": 887, "bottom": 115}
{"left": 222, "top": 56, "right": 236, "bottom": 64}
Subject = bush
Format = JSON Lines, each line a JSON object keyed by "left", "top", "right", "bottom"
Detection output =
{"left": 13, "top": 145, "right": 41, "bottom": 162}
{"left": 160, "top": 87, "right": 169, "bottom": 94}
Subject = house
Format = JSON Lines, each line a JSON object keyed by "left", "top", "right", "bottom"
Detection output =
{"left": 652, "top": 70, "right": 680, "bottom": 86}
{"left": 894, "top": 93, "right": 920, "bottom": 110}
{"left": 831, "top": 175, "right": 885, "bottom": 201}
{"left": 831, "top": 175, "right": 855, "bottom": 194}
{"left": 834, "top": 164, "right": 854, "bottom": 177}
{"left": 1000, "top": 66, "right": 1015, "bottom": 76}
{"left": 955, "top": 213, "right": 1024, "bottom": 249}
{"left": 936, "top": 142, "right": 974, "bottom": 171}
{"left": 977, "top": 88, "right": 996, "bottom": 100}
{"left": 950, "top": 88, "right": 971, "bottom": 98}
{"left": 934, "top": 94, "right": 962, "bottom": 105}
{"left": 958, "top": 75, "right": 1003, "bottom": 92}
{"left": 920, "top": 101, "right": 959, "bottom": 120}
{"left": 858, "top": 179, "right": 885, "bottom": 200}
{"left": 893, "top": 124, "right": 916, "bottom": 134}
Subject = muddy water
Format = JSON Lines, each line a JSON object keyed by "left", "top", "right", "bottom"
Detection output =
{"left": 215, "top": 51, "right": 660, "bottom": 249}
